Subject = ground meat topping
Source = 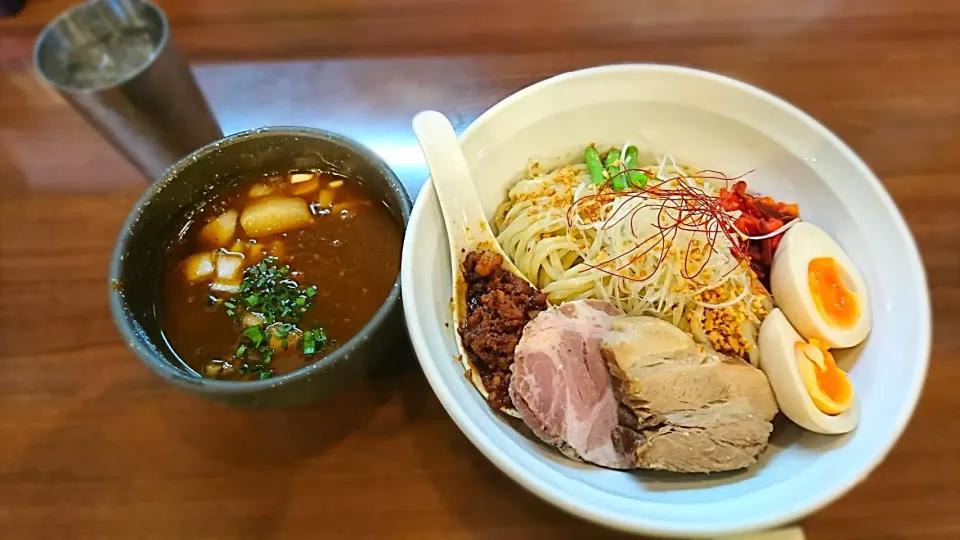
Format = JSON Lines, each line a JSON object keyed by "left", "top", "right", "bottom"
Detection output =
{"left": 458, "top": 250, "right": 547, "bottom": 409}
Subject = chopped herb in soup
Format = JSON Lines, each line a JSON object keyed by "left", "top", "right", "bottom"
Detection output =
{"left": 161, "top": 170, "right": 402, "bottom": 381}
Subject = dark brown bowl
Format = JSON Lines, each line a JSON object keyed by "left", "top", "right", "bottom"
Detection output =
{"left": 109, "top": 127, "right": 411, "bottom": 407}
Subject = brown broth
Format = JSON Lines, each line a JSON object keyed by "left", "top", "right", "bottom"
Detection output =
{"left": 160, "top": 171, "right": 402, "bottom": 380}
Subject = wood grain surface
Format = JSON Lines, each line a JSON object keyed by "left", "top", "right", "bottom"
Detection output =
{"left": 1, "top": 1, "right": 959, "bottom": 539}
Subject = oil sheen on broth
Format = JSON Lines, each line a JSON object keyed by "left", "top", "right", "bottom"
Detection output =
{"left": 161, "top": 171, "right": 402, "bottom": 380}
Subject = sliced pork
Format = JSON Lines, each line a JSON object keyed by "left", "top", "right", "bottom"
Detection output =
{"left": 509, "top": 300, "right": 639, "bottom": 469}
{"left": 601, "top": 316, "right": 779, "bottom": 473}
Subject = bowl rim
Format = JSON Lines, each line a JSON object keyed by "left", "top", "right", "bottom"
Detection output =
{"left": 110, "top": 126, "right": 412, "bottom": 395}
{"left": 401, "top": 63, "right": 931, "bottom": 536}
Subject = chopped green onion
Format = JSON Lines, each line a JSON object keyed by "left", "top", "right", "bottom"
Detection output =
{"left": 302, "top": 330, "right": 318, "bottom": 356}
{"left": 243, "top": 325, "right": 265, "bottom": 347}
{"left": 308, "top": 328, "right": 328, "bottom": 355}
{"left": 259, "top": 370, "right": 273, "bottom": 380}
{"left": 222, "top": 258, "right": 329, "bottom": 367}
{"left": 318, "top": 328, "right": 328, "bottom": 346}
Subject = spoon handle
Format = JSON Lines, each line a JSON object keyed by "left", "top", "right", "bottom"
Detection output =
{"left": 413, "top": 110, "right": 527, "bottom": 418}
{"left": 412, "top": 111, "right": 498, "bottom": 256}
{"left": 412, "top": 110, "right": 529, "bottom": 283}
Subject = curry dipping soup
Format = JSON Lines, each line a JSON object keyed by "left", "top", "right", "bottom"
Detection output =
{"left": 161, "top": 171, "right": 402, "bottom": 381}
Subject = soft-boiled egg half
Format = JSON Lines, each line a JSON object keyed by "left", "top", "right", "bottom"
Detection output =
{"left": 770, "top": 222, "right": 870, "bottom": 348}
{"left": 759, "top": 309, "right": 859, "bottom": 434}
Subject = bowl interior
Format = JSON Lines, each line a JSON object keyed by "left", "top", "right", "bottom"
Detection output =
{"left": 112, "top": 128, "right": 410, "bottom": 392}
{"left": 402, "top": 66, "right": 929, "bottom": 536}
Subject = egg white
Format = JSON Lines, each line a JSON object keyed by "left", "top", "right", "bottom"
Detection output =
{"left": 770, "top": 222, "right": 871, "bottom": 348}
{"left": 758, "top": 308, "right": 859, "bottom": 435}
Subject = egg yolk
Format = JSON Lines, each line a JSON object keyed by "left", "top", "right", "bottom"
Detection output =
{"left": 795, "top": 338, "right": 854, "bottom": 415}
{"left": 808, "top": 257, "right": 859, "bottom": 328}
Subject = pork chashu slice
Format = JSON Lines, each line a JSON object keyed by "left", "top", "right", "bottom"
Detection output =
{"left": 509, "top": 300, "right": 637, "bottom": 470}
{"left": 600, "top": 316, "right": 779, "bottom": 473}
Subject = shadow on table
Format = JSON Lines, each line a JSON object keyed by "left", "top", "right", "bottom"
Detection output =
{"left": 162, "top": 333, "right": 412, "bottom": 469}
{"left": 393, "top": 374, "right": 640, "bottom": 540}
{"left": 150, "top": 332, "right": 415, "bottom": 539}
{"left": 2, "top": 335, "right": 417, "bottom": 539}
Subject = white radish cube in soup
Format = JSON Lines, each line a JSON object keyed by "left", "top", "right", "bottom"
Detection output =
{"left": 289, "top": 173, "right": 316, "bottom": 183}
{"left": 248, "top": 183, "right": 275, "bottom": 198}
{"left": 210, "top": 251, "right": 244, "bottom": 293}
{"left": 183, "top": 252, "right": 215, "bottom": 283}
{"left": 317, "top": 189, "right": 335, "bottom": 208}
{"left": 199, "top": 210, "right": 238, "bottom": 248}
{"left": 241, "top": 311, "right": 264, "bottom": 327}
{"left": 240, "top": 197, "right": 314, "bottom": 238}
{"left": 290, "top": 177, "right": 320, "bottom": 196}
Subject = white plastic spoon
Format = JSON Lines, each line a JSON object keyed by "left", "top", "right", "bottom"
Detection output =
{"left": 411, "top": 110, "right": 528, "bottom": 280}
{"left": 412, "top": 110, "right": 530, "bottom": 416}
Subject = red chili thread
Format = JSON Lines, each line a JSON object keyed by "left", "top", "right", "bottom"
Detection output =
{"left": 565, "top": 168, "right": 756, "bottom": 286}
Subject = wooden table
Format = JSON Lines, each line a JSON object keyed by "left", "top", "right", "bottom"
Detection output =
{"left": 2, "top": 1, "right": 958, "bottom": 538}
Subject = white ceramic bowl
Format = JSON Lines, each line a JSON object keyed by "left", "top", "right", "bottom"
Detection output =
{"left": 400, "top": 65, "right": 930, "bottom": 538}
